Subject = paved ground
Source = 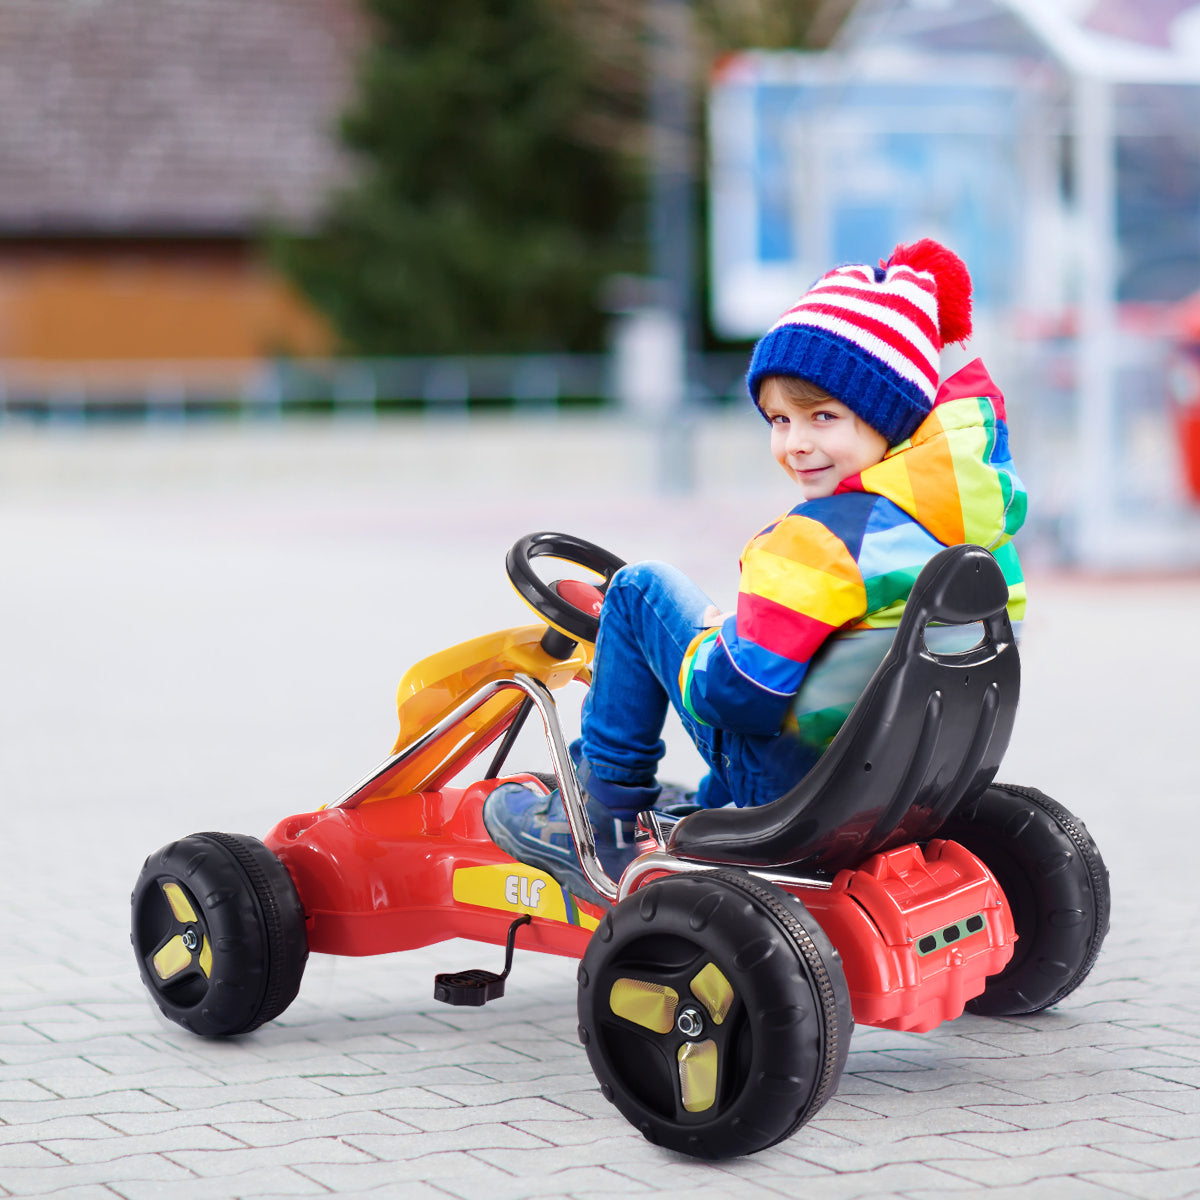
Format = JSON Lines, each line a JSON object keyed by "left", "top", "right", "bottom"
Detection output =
{"left": 1, "top": 414, "right": 1198, "bottom": 1199}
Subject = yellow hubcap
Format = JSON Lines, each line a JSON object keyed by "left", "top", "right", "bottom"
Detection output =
{"left": 608, "top": 961, "right": 735, "bottom": 1115}
{"left": 150, "top": 881, "right": 212, "bottom": 982}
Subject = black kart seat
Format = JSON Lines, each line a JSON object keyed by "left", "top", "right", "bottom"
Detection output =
{"left": 667, "top": 544, "right": 1020, "bottom": 872}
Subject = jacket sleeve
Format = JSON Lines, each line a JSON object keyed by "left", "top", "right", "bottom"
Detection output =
{"left": 678, "top": 513, "right": 867, "bottom": 735}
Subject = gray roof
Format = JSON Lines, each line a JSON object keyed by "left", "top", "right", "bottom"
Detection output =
{"left": 0, "top": 0, "right": 367, "bottom": 236}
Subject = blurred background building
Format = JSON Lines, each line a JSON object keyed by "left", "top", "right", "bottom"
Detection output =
{"left": 0, "top": 0, "right": 365, "bottom": 403}
{"left": 2, "top": 0, "right": 1199, "bottom": 567}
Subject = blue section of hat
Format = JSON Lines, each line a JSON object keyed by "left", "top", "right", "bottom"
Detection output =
{"left": 746, "top": 324, "right": 930, "bottom": 446}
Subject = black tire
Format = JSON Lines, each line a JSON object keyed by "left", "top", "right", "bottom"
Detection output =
{"left": 577, "top": 869, "right": 852, "bottom": 1158}
{"left": 938, "top": 784, "right": 1110, "bottom": 1016}
{"left": 131, "top": 832, "right": 308, "bottom": 1037}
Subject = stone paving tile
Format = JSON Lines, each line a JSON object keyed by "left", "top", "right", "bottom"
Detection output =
{"left": 969, "top": 1069, "right": 1193, "bottom": 1105}
{"left": 113, "top": 1168, "right": 331, "bottom": 1199}
{"left": 39, "top": 1125, "right": 244, "bottom": 1166}
{"left": 1101, "top": 1138, "right": 1200, "bottom": 1171}
{"left": 507, "top": 1112, "right": 651, "bottom": 1148}
{"left": 828, "top": 1081, "right": 1026, "bottom": 1115}
{"left": 549, "top": 1087, "right": 619, "bottom": 1122}
{"left": 901, "top": 1180, "right": 1139, "bottom": 1200}
{"left": 471, "top": 1134, "right": 660, "bottom": 1176}
{"left": 0, "top": 1090, "right": 176, "bottom": 1125}
{"left": 962, "top": 1091, "right": 1181, "bottom": 1130}
{"left": 931, "top": 1144, "right": 1151, "bottom": 1187}
{"left": 1137, "top": 1065, "right": 1200, "bottom": 1090}
{"left": 767, "top": 1132, "right": 1003, "bottom": 1175}
{"left": 0, "top": 1154, "right": 194, "bottom": 1197}
{"left": 212, "top": 1111, "right": 417, "bottom": 1148}
{"left": 302, "top": 1157, "right": 636, "bottom": 1197}
{"left": 263, "top": 1086, "right": 462, "bottom": 1120}
{"left": 1080, "top": 1165, "right": 1200, "bottom": 1200}
{"left": 343, "top": 1122, "right": 553, "bottom": 1159}
{"left": 811, "top": 1104, "right": 1020, "bottom": 1143}
{"left": 411, "top": 1077, "right": 608, "bottom": 1110}
{"left": 570, "top": 1188, "right": 768, "bottom": 1200}
{"left": 770, "top": 1161, "right": 976, "bottom": 1197}
{"left": 5, "top": 1188, "right": 121, "bottom": 1200}
{"left": 0, "top": 1116, "right": 116, "bottom": 1144}
{"left": 379, "top": 1097, "right": 586, "bottom": 1133}
{"left": 97, "top": 1100, "right": 303, "bottom": 1136}
{"left": 950, "top": 1119, "right": 1171, "bottom": 1156}
{"left": 0, "top": 1141, "right": 64, "bottom": 1168}
{"left": 140, "top": 1078, "right": 353, "bottom": 1110}
{"left": 1109, "top": 1111, "right": 1200, "bottom": 1140}
{"left": 610, "top": 1150, "right": 835, "bottom": 1193}
{"left": 292, "top": 1180, "right": 452, "bottom": 1200}
{"left": 165, "top": 1138, "right": 381, "bottom": 1178}
{"left": 337, "top": 1045, "right": 542, "bottom": 1076}
{"left": 1123, "top": 1087, "right": 1200, "bottom": 1115}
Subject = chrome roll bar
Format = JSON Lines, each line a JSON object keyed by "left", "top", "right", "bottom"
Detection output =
{"left": 332, "top": 672, "right": 619, "bottom": 904}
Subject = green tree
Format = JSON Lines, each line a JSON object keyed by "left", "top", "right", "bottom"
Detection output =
{"left": 278, "top": 0, "right": 852, "bottom": 356}
{"left": 277, "top": 0, "right": 640, "bottom": 355}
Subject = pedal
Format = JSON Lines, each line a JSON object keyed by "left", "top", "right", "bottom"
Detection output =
{"left": 433, "top": 913, "right": 531, "bottom": 1007}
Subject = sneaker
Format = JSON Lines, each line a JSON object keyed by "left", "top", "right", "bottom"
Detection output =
{"left": 482, "top": 781, "right": 644, "bottom": 907}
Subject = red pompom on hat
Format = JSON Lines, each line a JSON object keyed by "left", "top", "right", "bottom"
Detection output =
{"left": 887, "top": 238, "right": 973, "bottom": 347}
{"left": 747, "top": 236, "right": 976, "bottom": 444}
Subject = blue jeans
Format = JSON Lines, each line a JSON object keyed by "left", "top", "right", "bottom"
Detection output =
{"left": 574, "top": 562, "right": 819, "bottom": 813}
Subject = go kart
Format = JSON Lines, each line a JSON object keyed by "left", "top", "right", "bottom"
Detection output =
{"left": 131, "top": 532, "right": 1110, "bottom": 1159}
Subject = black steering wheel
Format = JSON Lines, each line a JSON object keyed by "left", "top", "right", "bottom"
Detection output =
{"left": 506, "top": 532, "right": 626, "bottom": 647}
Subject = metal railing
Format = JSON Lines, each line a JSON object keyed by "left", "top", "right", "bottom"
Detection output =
{"left": 0, "top": 352, "right": 750, "bottom": 421}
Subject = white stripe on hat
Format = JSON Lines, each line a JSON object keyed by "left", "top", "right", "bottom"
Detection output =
{"left": 778, "top": 307, "right": 938, "bottom": 396}
{"left": 783, "top": 292, "right": 939, "bottom": 363}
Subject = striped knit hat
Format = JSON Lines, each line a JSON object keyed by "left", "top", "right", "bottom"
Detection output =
{"left": 747, "top": 239, "right": 974, "bottom": 445}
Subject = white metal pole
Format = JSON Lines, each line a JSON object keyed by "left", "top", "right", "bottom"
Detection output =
{"left": 1073, "top": 72, "right": 1119, "bottom": 565}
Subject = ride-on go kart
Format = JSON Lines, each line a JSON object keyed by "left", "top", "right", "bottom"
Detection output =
{"left": 131, "top": 532, "right": 1110, "bottom": 1158}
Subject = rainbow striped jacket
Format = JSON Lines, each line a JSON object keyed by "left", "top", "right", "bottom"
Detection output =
{"left": 679, "top": 358, "right": 1027, "bottom": 736}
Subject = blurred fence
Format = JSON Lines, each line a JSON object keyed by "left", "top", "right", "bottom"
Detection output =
{"left": 0, "top": 352, "right": 752, "bottom": 421}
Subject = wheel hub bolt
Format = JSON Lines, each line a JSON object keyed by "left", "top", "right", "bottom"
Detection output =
{"left": 181, "top": 929, "right": 199, "bottom": 951}
{"left": 676, "top": 1006, "right": 705, "bottom": 1038}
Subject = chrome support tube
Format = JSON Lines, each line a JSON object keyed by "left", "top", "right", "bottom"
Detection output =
{"left": 617, "top": 849, "right": 833, "bottom": 902}
{"left": 508, "top": 674, "right": 618, "bottom": 904}
{"left": 331, "top": 672, "right": 618, "bottom": 904}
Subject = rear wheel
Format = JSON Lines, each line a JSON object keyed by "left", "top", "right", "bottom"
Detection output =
{"left": 939, "top": 784, "right": 1110, "bottom": 1015}
{"left": 577, "top": 869, "right": 851, "bottom": 1158}
{"left": 131, "top": 832, "right": 308, "bottom": 1037}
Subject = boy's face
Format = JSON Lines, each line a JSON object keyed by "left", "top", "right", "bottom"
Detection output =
{"left": 760, "top": 377, "right": 890, "bottom": 501}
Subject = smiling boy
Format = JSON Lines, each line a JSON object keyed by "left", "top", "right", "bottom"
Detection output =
{"left": 484, "top": 239, "right": 1027, "bottom": 904}
{"left": 761, "top": 376, "right": 891, "bottom": 500}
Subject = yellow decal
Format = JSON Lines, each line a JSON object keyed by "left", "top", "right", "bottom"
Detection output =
{"left": 678, "top": 1039, "right": 719, "bottom": 1112}
{"left": 198, "top": 936, "right": 213, "bottom": 978}
{"left": 610, "top": 978, "right": 678, "bottom": 1033}
{"left": 452, "top": 864, "right": 599, "bottom": 930}
{"left": 162, "top": 882, "right": 198, "bottom": 924}
{"left": 690, "top": 962, "right": 734, "bottom": 1024}
{"left": 152, "top": 935, "right": 192, "bottom": 981}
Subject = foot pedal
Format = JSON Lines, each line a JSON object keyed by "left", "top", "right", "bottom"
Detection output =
{"left": 433, "top": 913, "right": 531, "bottom": 1007}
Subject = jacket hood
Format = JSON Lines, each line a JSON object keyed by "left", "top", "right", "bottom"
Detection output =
{"left": 846, "top": 358, "right": 1026, "bottom": 550}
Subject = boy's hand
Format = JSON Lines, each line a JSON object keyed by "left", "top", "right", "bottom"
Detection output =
{"left": 702, "top": 606, "right": 730, "bottom": 628}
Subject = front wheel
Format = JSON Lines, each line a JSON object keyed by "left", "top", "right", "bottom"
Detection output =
{"left": 576, "top": 869, "right": 852, "bottom": 1158}
{"left": 939, "top": 784, "right": 1110, "bottom": 1016}
{"left": 131, "top": 832, "right": 308, "bottom": 1037}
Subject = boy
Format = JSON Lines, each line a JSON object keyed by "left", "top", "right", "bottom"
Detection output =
{"left": 484, "top": 239, "right": 1026, "bottom": 904}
